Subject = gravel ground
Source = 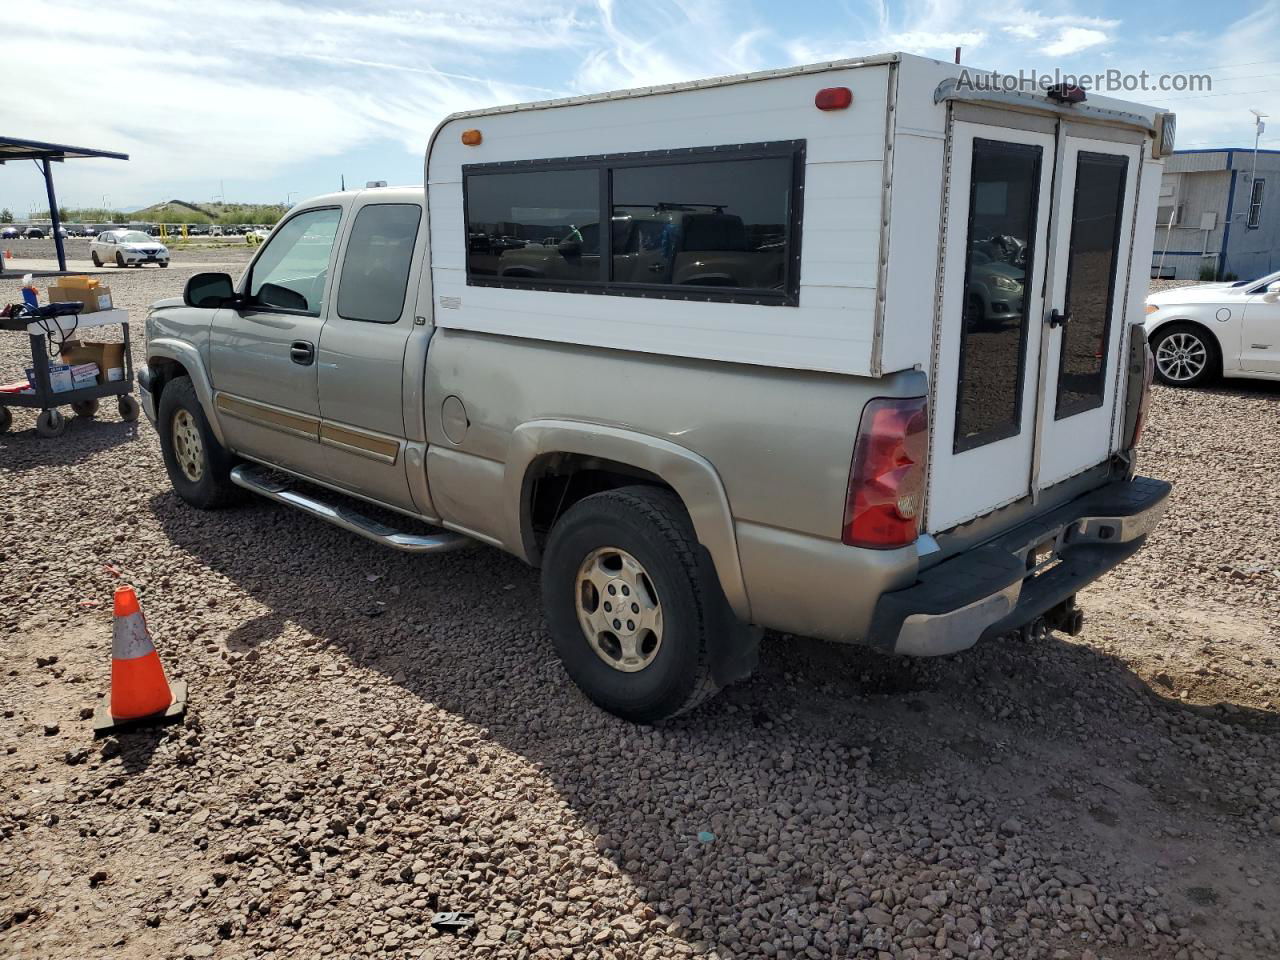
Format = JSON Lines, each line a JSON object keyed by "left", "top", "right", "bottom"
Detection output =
{"left": 1, "top": 264, "right": 1277, "bottom": 960}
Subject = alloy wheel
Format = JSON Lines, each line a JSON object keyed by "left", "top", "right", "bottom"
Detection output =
{"left": 575, "top": 547, "right": 663, "bottom": 672}
{"left": 171, "top": 408, "right": 205, "bottom": 482}
{"left": 1155, "top": 331, "right": 1207, "bottom": 383}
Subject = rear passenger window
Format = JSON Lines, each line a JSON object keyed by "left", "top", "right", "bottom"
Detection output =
{"left": 463, "top": 141, "right": 804, "bottom": 305}
{"left": 337, "top": 204, "right": 422, "bottom": 324}
{"left": 465, "top": 169, "right": 600, "bottom": 282}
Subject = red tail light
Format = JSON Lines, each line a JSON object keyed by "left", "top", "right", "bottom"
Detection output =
{"left": 843, "top": 396, "right": 929, "bottom": 549}
{"left": 1131, "top": 344, "right": 1156, "bottom": 447}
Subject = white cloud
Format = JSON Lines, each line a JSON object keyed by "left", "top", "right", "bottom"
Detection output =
{"left": 1042, "top": 27, "right": 1110, "bottom": 57}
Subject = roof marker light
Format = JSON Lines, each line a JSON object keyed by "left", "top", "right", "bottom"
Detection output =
{"left": 461, "top": 129, "right": 483, "bottom": 146}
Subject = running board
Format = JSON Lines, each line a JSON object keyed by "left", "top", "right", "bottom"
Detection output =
{"left": 229, "top": 464, "right": 472, "bottom": 554}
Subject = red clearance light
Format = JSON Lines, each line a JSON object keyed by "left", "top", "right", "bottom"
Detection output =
{"left": 815, "top": 86, "right": 853, "bottom": 111}
{"left": 1046, "top": 83, "right": 1086, "bottom": 104}
{"left": 842, "top": 396, "right": 929, "bottom": 549}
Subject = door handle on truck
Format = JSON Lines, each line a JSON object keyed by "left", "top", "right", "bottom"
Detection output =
{"left": 290, "top": 340, "right": 315, "bottom": 365}
{"left": 1047, "top": 309, "right": 1069, "bottom": 329}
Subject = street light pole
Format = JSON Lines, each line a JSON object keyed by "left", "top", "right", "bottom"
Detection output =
{"left": 1249, "top": 109, "right": 1267, "bottom": 197}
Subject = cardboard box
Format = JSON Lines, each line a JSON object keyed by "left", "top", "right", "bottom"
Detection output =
{"left": 47, "top": 284, "right": 113, "bottom": 313}
{"left": 60, "top": 340, "right": 125, "bottom": 383}
{"left": 26, "top": 363, "right": 74, "bottom": 394}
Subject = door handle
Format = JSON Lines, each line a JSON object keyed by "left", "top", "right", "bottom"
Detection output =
{"left": 289, "top": 340, "right": 315, "bottom": 365}
{"left": 1047, "top": 309, "right": 1069, "bottom": 329}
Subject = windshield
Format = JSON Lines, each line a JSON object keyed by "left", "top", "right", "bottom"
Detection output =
{"left": 118, "top": 231, "right": 151, "bottom": 243}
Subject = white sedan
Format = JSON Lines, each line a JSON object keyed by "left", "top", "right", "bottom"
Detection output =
{"left": 1145, "top": 270, "right": 1280, "bottom": 386}
{"left": 91, "top": 229, "right": 170, "bottom": 268}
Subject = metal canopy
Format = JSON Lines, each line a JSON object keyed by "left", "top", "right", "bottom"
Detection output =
{"left": 0, "top": 136, "right": 129, "bottom": 274}
{"left": 0, "top": 136, "right": 129, "bottom": 164}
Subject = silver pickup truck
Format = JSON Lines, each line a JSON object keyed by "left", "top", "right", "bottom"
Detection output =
{"left": 141, "top": 54, "right": 1172, "bottom": 721}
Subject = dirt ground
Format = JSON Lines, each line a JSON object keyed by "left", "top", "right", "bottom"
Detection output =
{"left": 1, "top": 256, "right": 1277, "bottom": 960}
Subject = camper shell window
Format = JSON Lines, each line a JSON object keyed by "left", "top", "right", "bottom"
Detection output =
{"left": 463, "top": 140, "right": 805, "bottom": 306}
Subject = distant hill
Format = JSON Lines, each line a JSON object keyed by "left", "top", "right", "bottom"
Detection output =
{"left": 37, "top": 200, "right": 289, "bottom": 226}
{"left": 129, "top": 200, "right": 288, "bottom": 226}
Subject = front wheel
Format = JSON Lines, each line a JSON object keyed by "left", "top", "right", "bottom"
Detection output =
{"left": 91, "top": 251, "right": 102, "bottom": 267}
{"left": 541, "top": 486, "right": 722, "bottom": 722}
{"left": 157, "top": 377, "right": 239, "bottom": 508}
{"left": 1152, "top": 324, "right": 1218, "bottom": 387}
{"left": 118, "top": 394, "right": 140, "bottom": 422}
{"left": 71, "top": 398, "right": 99, "bottom": 418}
{"left": 115, "top": 252, "right": 125, "bottom": 268}
{"left": 35, "top": 409, "right": 66, "bottom": 438}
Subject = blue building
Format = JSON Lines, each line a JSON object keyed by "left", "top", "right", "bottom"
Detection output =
{"left": 1151, "top": 148, "right": 1280, "bottom": 281}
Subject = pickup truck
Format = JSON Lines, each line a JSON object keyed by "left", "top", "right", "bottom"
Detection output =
{"left": 141, "top": 53, "right": 1173, "bottom": 722}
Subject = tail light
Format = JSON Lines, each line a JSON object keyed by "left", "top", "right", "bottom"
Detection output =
{"left": 1131, "top": 344, "right": 1156, "bottom": 447}
{"left": 842, "top": 396, "right": 929, "bottom": 549}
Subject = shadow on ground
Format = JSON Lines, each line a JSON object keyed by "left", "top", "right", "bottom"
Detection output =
{"left": 149, "top": 486, "right": 1279, "bottom": 957}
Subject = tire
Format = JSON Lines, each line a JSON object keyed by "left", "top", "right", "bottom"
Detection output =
{"left": 0, "top": 406, "right": 11, "bottom": 434}
{"left": 115, "top": 252, "right": 125, "bottom": 268}
{"left": 71, "top": 398, "right": 99, "bottom": 418}
{"left": 117, "top": 394, "right": 140, "bottom": 422}
{"left": 541, "top": 486, "right": 722, "bottom": 722}
{"left": 157, "top": 377, "right": 239, "bottom": 508}
{"left": 159, "top": 261, "right": 169, "bottom": 268}
{"left": 35, "top": 409, "right": 66, "bottom": 438}
{"left": 91, "top": 251, "right": 101, "bottom": 267}
{"left": 1151, "top": 323, "right": 1219, "bottom": 387}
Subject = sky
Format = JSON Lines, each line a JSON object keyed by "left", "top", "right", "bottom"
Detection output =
{"left": 5, "top": 0, "right": 1280, "bottom": 216}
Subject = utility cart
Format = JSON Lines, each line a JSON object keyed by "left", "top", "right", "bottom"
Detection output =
{"left": 0, "top": 307, "right": 139, "bottom": 438}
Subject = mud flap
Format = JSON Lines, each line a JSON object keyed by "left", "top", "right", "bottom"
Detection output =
{"left": 698, "top": 544, "right": 762, "bottom": 687}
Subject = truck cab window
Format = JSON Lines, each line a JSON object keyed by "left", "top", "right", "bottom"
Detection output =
{"left": 249, "top": 207, "right": 341, "bottom": 315}
{"left": 337, "top": 204, "right": 422, "bottom": 323}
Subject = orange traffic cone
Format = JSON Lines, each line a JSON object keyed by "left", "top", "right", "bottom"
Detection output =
{"left": 93, "top": 585, "right": 187, "bottom": 736}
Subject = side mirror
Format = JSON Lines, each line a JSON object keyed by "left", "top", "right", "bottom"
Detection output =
{"left": 184, "top": 272, "right": 235, "bottom": 308}
{"left": 1267, "top": 282, "right": 1280, "bottom": 294}
{"left": 257, "top": 282, "right": 309, "bottom": 312}
{"left": 557, "top": 236, "right": 582, "bottom": 258}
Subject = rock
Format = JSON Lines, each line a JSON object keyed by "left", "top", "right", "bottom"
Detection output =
{"left": 999, "top": 817, "right": 1024, "bottom": 836}
{"left": 43, "top": 723, "right": 60, "bottom": 736}
{"left": 88, "top": 870, "right": 107, "bottom": 888}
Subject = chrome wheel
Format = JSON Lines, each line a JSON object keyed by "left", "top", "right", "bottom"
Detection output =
{"left": 576, "top": 547, "right": 663, "bottom": 673}
{"left": 1155, "top": 331, "right": 1207, "bottom": 383}
{"left": 171, "top": 408, "right": 204, "bottom": 482}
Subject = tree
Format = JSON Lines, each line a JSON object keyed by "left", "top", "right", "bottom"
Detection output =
{"left": 0, "top": 209, "right": 12, "bottom": 224}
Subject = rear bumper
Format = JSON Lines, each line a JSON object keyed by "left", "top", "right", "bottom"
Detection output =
{"left": 870, "top": 476, "right": 1172, "bottom": 656}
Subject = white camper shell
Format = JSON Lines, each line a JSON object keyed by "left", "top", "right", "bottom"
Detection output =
{"left": 426, "top": 52, "right": 1170, "bottom": 536}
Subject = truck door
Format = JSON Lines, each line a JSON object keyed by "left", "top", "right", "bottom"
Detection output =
{"left": 315, "top": 199, "right": 425, "bottom": 513}
{"left": 928, "top": 118, "right": 1142, "bottom": 531}
{"left": 208, "top": 206, "right": 343, "bottom": 478}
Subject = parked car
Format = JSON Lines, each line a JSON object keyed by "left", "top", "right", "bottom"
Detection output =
{"left": 1145, "top": 271, "right": 1280, "bottom": 386}
{"left": 83, "top": 226, "right": 98, "bottom": 237}
{"left": 92, "top": 229, "right": 170, "bottom": 268}
{"left": 0, "top": 226, "right": 19, "bottom": 240}
{"left": 141, "top": 54, "right": 1172, "bottom": 722}
{"left": 22, "top": 226, "right": 46, "bottom": 239}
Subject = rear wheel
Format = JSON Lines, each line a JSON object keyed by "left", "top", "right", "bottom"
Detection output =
{"left": 158, "top": 377, "right": 239, "bottom": 508}
{"left": 71, "top": 398, "right": 99, "bottom": 418}
{"left": 0, "top": 406, "right": 11, "bottom": 434}
{"left": 1152, "top": 323, "right": 1218, "bottom": 387}
{"left": 541, "top": 486, "right": 721, "bottom": 722}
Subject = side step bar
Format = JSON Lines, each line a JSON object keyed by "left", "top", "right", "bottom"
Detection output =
{"left": 229, "top": 464, "right": 472, "bottom": 554}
